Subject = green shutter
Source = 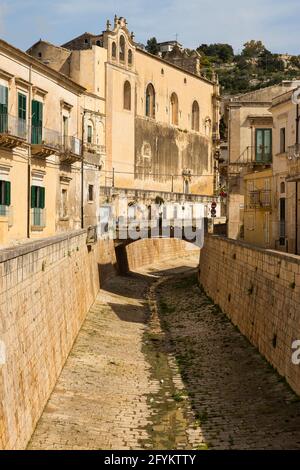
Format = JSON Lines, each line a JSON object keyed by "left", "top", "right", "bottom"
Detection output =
{"left": 4, "top": 181, "right": 11, "bottom": 206}
{"left": 40, "top": 187, "right": 45, "bottom": 209}
{"left": 32, "top": 100, "right": 43, "bottom": 144}
{"left": 31, "top": 186, "right": 36, "bottom": 208}
{"left": 18, "top": 93, "right": 26, "bottom": 120}
{"left": 0, "top": 85, "right": 8, "bottom": 133}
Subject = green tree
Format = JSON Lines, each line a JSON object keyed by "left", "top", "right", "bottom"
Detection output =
{"left": 145, "top": 37, "right": 159, "bottom": 55}
{"left": 241, "top": 40, "right": 266, "bottom": 58}
{"left": 258, "top": 50, "right": 285, "bottom": 72}
{"left": 197, "top": 43, "right": 234, "bottom": 63}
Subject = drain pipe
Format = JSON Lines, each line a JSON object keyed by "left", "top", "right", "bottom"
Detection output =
{"left": 81, "top": 111, "right": 85, "bottom": 229}
{"left": 27, "top": 64, "right": 32, "bottom": 239}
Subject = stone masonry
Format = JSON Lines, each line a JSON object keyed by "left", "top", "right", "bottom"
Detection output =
{"left": 199, "top": 235, "right": 300, "bottom": 396}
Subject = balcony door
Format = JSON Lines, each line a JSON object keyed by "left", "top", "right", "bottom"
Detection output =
{"left": 31, "top": 100, "right": 43, "bottom": 144}
{"left": 63, "top": 116, "right": 68, "bottom": 149}
{"left": 0, "top": 85, "right": 8, "bottom": 133}
{"left": 255, "top": 129, "right": 272, "bottom": 163}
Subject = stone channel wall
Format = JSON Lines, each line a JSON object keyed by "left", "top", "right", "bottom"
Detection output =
{"left": 0, "top": 231, "right": 117, "bottom": 450}
{"left": 0, "top": 231, "right": 196, "bottom": 449}
{"left": 126, "top": 238, "right": 199, "bottom": 271}
{"left": 199, "top": 235, "right": 300, "bottom": 396}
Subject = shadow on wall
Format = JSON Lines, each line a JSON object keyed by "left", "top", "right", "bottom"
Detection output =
{"left": 113, "top": 238, "right": 200, "bottom": 276}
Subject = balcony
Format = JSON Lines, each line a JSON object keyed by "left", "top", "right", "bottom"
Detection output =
{"left": 0, "top": 114, "right": 28, "bottom": 149}
{"left": 60, "top": 136, "right": 82, "bottom": 164}
{"left": 287, "top": 144, "right": 300, "bottom": 180}
{"left": 83, "top": 142, "right": 106, "bottom": 165}
{"left": 31, "top": 127, "right": 61, "bottom": 158}
{"left": 248, "top": 190, "right": 271, "bottom": 210}
{"left": 0, "top": 205, "right": 13, "bottom": 227}
{"left": 229, "top": 146, "right": 272, "bottom": 174}
{"left": 31, "top": 208, "right": 46, "bottom": 230}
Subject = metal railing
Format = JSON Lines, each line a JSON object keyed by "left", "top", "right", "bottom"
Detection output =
{"left": 31, "top": 208, "right": 46, "bottom": 228}
{"left": 248, "top": 189, "right": 271, "bottom": 209}
{"left": 0, "top": 205, "right": 13, "bottom": 227}
{"left": 0, "top": 113, "right": 27, "bottom": 140}
{"left": 62, "top": 136, "right": 82, "bottom": 156}
{"left": 234, "top": 146, "right": 272, "bottom": 165}
{"left": 288, "top": 144, "right": 300, "bottom": 160}
{"left": 83, "top": 142, "right": 106, "bottom": 154}
{"left": 31, "top": 126, "right": 61, "bottom": 150}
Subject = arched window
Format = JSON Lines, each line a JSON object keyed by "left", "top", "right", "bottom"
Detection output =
{"left": 145, "top": 83, "right": 155, "bottom": 119}
{"left": 170, "top": 92, "right": 179, "bottom": 126}
{"left": 192, "top": 101, "right": 200, "bottom": 131}
{"left": 111, "top": 42, "right": 117, "bottom": 59}
{"left": 119, "top": 35, "right": 125, "bottom": 62}
{"left": 123, "top": 81, "right": 131, "bottom": 110}
{"left": 128, "top": 49, "right": 133, "bottom": 66}
{"left": 280, "top": 182, "right": 286, "bottom": 194}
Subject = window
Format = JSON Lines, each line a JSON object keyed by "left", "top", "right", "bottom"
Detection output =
{"left": 119, "top": 36, "right": 125, "bottom": 62}
{"left": 264, "top": 212, "right": 270, "bottom": 245}
{"left": 280, "top": 181, "right": 286, "bottom": 194}
{"left": 128, "top": 49, "right": 133, "bottom": 66}
{"left": 123, "top": 81, "right": 131, "bottom": 111}
{"left": 38, "top": 52, "right": 42, "bottom": 58}
{"left": 145, "top": 83, "right": 155, "bottom": 119}
{"left": 112, "top": 41, "right": 117, "bottom": 59}
{"left": 0, "top": 180, "right": 11, "bottom": 214}
{"left": 63, "top": 116, "right": 68, "bottom": 148}
{"left": 31, "top": 185, "right": 45, "bottom": 227}
{"left": 88, "top": 184, "right": 94, "bottom": 202}
{"left": 0, "top": 84, "right": 8, "bottom": 133}
{"left": 280, "top": 127, "right": 286, "bottom": 154}
{"left": 279, "top": 197, "right": 286, "bottom": 245}
{"left": 31, "top": 185, "right": 45, "bottom": 209}
{"left": 255, "top": 128, "right": 272, "bottom": 163}
{"left": 87, "top": 125, "right": 93, "bottom": 144}
{"left": 84, "top": 38, "right": 89, "bottom": 44}
{"left": 191, "top": 100, "right": 200, "bottom": 131}
{"left": 18, "top": 93, "right": 27, "bottom": 138}
{"left": 31, "top": 100, "right": 43, "bottom": 144}
{"left": 161, "top": 68, "right": 164, "bottom": 75}
{"left": 61, "top": 188, "right": 68, "bottom": 218}
{"left": 170, "top": 92, "right": 179, "bottom": 125}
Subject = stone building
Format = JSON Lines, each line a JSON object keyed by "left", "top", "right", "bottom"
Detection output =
{"left": 28, "top": 16, "right": 220, "bottom": 201}
{"left": 0, "top": 39, "right": 87, "bottom": 246}
{"left": 224, "top": 82, "right": 297, "bottom": 241}
{"left": 0, "top": 15, "right": 220, "bottom": 246}
{"left": 269, "top": 87, "right": 300, "bottom": 254}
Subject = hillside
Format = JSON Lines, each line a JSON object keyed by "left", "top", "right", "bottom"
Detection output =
{"left": 197, "top": 41, "right": 300, "bottom": 94}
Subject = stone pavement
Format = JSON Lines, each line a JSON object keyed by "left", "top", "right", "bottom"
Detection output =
{"left": 28, "top": 254, "right": 300, "bottom": 450}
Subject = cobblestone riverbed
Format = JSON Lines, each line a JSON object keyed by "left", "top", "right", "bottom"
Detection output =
{"left": 28, "top": 253, "right": 300, "bottom": 450}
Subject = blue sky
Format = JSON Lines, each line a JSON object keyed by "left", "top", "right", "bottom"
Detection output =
{"left": 0, "top": 0, "right": 299, "bottom": 55}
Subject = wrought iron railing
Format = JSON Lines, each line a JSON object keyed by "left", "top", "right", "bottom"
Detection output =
{"left": 83, "top": 142, "right": 106, "bottom": 154}
{"left": 248, "top": 189, "right": 271, "bottom": 209}
{"left": 31, "top": 126, "right": 61, "bottom": 149}
{"left": 0, "top": 205, "right": 13, "bottom": 227}
{"left": 31, "top": 208, "right": 46, "bottom": 227}
{"left": 62, "top": 136, "right": 82, "bottom": 155}
{"left": 287, "top": 144, "right": 300, "bottom": 160}
{"left": 234, "top": 146, "right": 272, "bottom": 165}
{"left": 0, "top": 113, "right": 27, "bottom": 140}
